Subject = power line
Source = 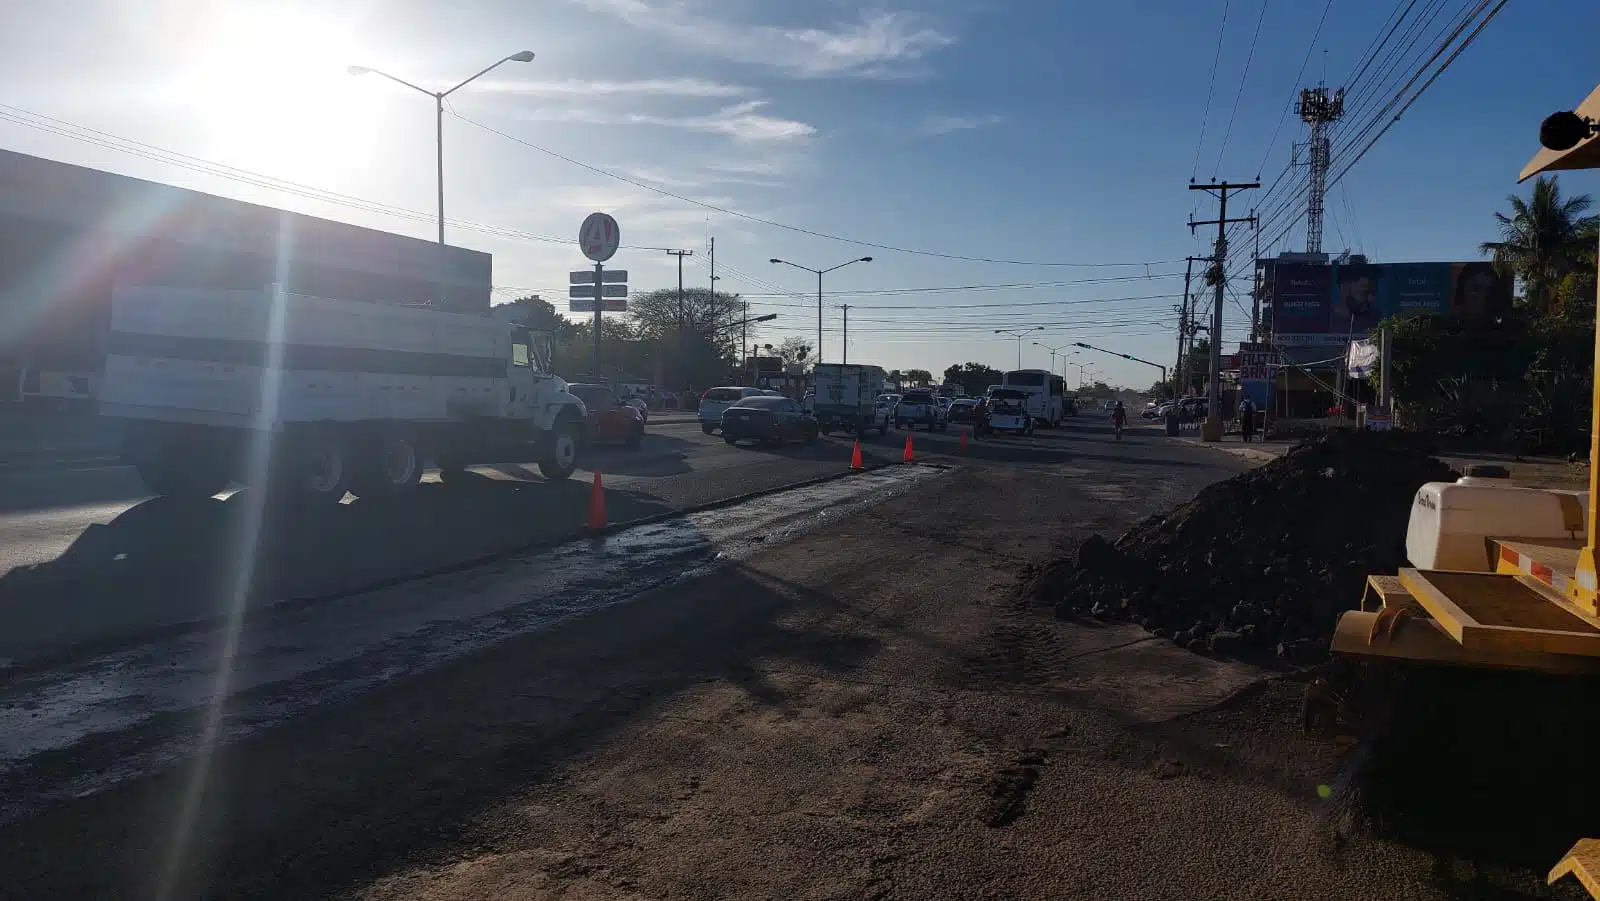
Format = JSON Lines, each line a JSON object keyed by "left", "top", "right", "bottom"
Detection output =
{"left": 448, "top": 111, "right": 1184, "bottom": 269}
{"left": 1191, "top": 0, "right": 1234, "bottom": 181}
{"left": 1213, "top": 0, "right": 1271, "bottom": 176}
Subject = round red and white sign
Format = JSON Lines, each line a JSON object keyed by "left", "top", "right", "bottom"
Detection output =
{"left": 579, "top": 212, "right": 620, "bottom": 263}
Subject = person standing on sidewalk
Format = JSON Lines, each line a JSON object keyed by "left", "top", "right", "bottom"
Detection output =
{"left": 1239, "top": 397, "right": 1257, "bottom": 443}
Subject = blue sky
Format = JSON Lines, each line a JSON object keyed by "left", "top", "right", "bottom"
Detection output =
{"left": 0, "top": 0, "right": 1595, "bottom": 388}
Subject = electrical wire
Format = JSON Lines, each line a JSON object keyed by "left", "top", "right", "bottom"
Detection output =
{"left": 1213, "top": 0, "right": 1270, "bottom": 177}
{"left": 1191, "top": 0, "right": 1234, "bottom": 181}
{"left": 449, "top": 111, "right": 1185, "bottom": 269}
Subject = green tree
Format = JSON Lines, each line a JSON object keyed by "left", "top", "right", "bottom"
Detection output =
{"left": 942, "top": 362, "right": 1003, "bottom": 395}
{"left": 775, "top": 337, "right": 814, "bottom": 374}
{"left": 903, "top": 369, "right": 933, "bottom": 386}
{"left": 1481, "top": 174, "right": 1599, "bottom": 315}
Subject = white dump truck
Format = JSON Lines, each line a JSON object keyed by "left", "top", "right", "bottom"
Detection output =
{"left": 100, "top": 285, "right": 589, "bottom": 504}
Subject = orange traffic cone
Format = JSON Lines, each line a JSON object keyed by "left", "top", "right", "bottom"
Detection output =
{"left": 587, "top": 471, "right": 607, "bottom": 530}
{"left": 902, "top": 434, "right": 914, "bottom": 463}
{"left": 850, "top": 439, "right": 864, "bottom": 471}
{"left": 960, "top": 427, "right": 969, "bottom": 453}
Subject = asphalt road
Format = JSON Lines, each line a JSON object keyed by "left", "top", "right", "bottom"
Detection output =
{"left": 0, "top": 410, "right": 1354, "bottom": 901}
{"left": 0, "top": 411, "right": 1175, "bottom": 666}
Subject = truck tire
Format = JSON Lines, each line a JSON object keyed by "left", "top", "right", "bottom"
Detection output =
{"left": 625, "top": 422, "right": 644, "bottom": 450}
{"left": 351, "top": 428, "right": 424, "bottom": 499}
{"left": 539, "top": 420, "right": 581, "bottom": 481}
{"left": 275, "top": 430, "right": 351, "bottom": 506}
{"left": 135, "top": 454, "right": 229, "bottom": 500}
{"left": 701, "top": 423, "right": 715, "bottom": 435}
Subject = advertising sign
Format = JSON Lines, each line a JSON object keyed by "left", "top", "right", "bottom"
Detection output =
{"left": 1272, "top": 264, "right": 1334, "bottom": 343}
{"left": 1237, "top": 341, "right": 1275, "bottom": 407}
{"left": 1271, "top": 260, "right": 1513, "bottom": 343}
{"left": 1331, "top": 261, "right": 1381, "bottom": 337}
{"left": 1377, "top": 262, "right": 1452, "bottom": 318}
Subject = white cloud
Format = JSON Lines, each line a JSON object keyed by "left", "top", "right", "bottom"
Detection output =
{"left": 518, "top": 99, "right": 815, "bottom": 143}
{"left": 921, "top": 113, "right": 1004, "bottom": 135}
{"left": 573, "top": 1, "right": 955, "bottom": 77}
{"left": 476, "top": 77, "right": 752, "bottom": 99}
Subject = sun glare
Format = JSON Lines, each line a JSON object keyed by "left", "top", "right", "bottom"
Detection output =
{"left": 174, "top": 7, "right": 377, "bottom": 176}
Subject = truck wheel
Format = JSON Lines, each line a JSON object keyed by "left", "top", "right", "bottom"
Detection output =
{"left": 539, "top": 421, "right": 580, "bottom": 480}
{"left": 351, "top": 429, "right": 423, "bottom": 498}
{"left": 625, "top": 423, "right": 644, "bottom": 450}
{"left": 135, "top": 455, "right": 229, "bottom": 500}
{"left": 701, "top": 424, "right": 715, "bottom": 435}
{"left": 277, "top": 431, "right": 351, "bottom": 506}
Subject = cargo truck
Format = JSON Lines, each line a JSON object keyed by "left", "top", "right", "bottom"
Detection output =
{"left": 810, "top": 363, "right": 889, "bottom": 436}
{"left": 101, "top": 285, "right": 588, "bottom": 505}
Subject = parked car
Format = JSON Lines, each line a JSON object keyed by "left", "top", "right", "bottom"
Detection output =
{"left": 720, "top": 395, "right": 819, "bottom": 446}
{"left": 895, "top": 390, "right": 947, "bottom": 431}
{"left": 568, "top": 383, "right": 646, "bottom": 449}
{"left": 699, "top": 386, "right": 770, "bottom": 434}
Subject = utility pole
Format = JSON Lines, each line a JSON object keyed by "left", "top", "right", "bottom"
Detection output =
{"left": 1250, "top": 221, "right": 1262, "bottom": 340}
{"left": 1296, "top": 85, "right": 1345, "bottom": 254}
{"left": 1178, "top": 258, "right": 1194, "bottom": 400}
{"left": 667, "top": 249, "right": 693, "bottom": 389}
{"left": 840, "top": 304, "right": 851, "bottom": 364}
{"left": 1189, "top": 180, "right": 1258, "bottom": 442}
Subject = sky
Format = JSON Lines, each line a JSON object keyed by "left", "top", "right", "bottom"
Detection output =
{"left": 0, "top": 0, "right": 1595, "bottom": 389}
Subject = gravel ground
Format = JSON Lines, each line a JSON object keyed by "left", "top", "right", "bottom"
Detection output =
{"left": 0, "top": 444, "right": 1562, "bottom": 899}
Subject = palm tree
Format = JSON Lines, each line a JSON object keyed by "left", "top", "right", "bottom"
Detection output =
{"left": 1481, "top": 175, "right": 1599, "bottom": 315}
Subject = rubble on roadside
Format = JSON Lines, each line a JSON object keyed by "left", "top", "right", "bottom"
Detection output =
{"left": 1021, "top": 429, "right": 1458, "bottom": 662}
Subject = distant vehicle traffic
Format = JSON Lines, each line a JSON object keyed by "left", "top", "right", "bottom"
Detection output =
{"left": 986, "top": 388, "right": 1034, "bottom": 435}
{"left": 720, "top": 395, "right": 819, "bottom": 446}
{"left": 812, "top": 363, "right": 890, "bottom": 436}
{"left": 946, "top": 397, "right": 981, "bottom": 424}
{"left": 1001, "top": 369, "right": 1068, "bottom": 427}
{"left": 568, "top": 383, "right": 646, "bottom": 449}
{"left": 699, "top": 387, "right": 771, "bottom": 434}
{"left": 894, "top": 390, "right": 947, "bottom": 431}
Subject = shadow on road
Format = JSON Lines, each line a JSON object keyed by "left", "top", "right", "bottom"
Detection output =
{"left": 578, "top": 432, "right": 702, "bottom": 477}
{"left": 0, "top": 563, "right": 882, "bottom": 901}
{"left": 0, "top": 474, "right": 674, "bottom": 665}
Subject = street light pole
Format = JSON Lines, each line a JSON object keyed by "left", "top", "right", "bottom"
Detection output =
{"left": 995, "top": 327, "right": 1043, "bottom": 370}
{"left": 348, "top": 50, "right": 536, "bottom": 244}
{"left": 840, "top": 304, "right": 853, "bottom": 364}
{"left": 1034, "top": 341, "right": 1071, "bottom": 376}
{"left": 770, "top": 256, "right": 872, "bottom": 366}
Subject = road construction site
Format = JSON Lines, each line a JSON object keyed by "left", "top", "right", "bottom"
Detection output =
{"left": 4, "top": 410, "right": 1594, "bottom": 900}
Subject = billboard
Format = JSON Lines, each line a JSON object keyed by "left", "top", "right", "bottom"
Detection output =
{"left": 1271, "top": 260, "right": 1512, "bottom": 345}
{"left": 0, "top": 149, "right": 493, "bottom": 388}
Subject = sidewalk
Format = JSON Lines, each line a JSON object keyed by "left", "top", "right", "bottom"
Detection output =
{"left": 1170, "top": 432, "right": 1290, "bottom": 464}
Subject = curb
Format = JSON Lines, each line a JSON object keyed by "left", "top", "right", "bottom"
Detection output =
{"left": 1172, "top": 437, "right": 1286, "bottom": 465}
{"left": 1, "top": 459, "right": 938, "bottom": 677}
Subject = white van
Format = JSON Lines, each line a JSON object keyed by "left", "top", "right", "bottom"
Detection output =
{"left": 699, "top": 386, "right": 770, "bottom": 434}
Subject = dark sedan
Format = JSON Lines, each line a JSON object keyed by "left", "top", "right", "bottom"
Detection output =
{"left": 720, "top": 396, "right": 819, "bottom": 446}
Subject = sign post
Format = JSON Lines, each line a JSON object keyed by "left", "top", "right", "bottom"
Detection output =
{"left": 577, "top": 212, "right": 622, "bottom": 379}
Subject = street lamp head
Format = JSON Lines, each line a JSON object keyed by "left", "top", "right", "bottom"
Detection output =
{"left": 347, "top": 65, "right": 373, "bottom": 76}
{"left": 1074, "top": 342, "right": 1090, "bottom": 349}
{"left": 859, "top": 256, "right": 873, "bottom": 263}
{"left": 508, "top": 50, "right": 536, "bottom": 63}
{"left": 769, "top": 258, "right": 782, "bottom": 264}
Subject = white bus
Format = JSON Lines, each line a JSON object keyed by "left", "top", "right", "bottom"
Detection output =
{"left": 1001, "top": 369, "right": 1067, "bottom": 427}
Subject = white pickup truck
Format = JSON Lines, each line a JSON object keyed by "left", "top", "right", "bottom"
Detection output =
{"left": 101, "top": 285, "right": 588, "bottom": 505}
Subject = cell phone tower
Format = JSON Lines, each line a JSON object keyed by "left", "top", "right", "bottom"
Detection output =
{"left": 1295, "top": 85, "right": 1345, "bottom": 255}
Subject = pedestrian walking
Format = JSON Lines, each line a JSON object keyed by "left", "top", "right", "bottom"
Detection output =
{"left": 1239, "top": 397, "right": 1257, "bottom": 443}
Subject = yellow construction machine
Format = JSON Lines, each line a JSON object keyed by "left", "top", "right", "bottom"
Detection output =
{"left": 1323, "top": 82, "right": 1600, "bottom": 895}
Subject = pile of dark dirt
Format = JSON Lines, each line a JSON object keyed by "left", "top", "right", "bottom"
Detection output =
{"left": 1022, "top": 429, "right": 1458, "bottom": 661}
